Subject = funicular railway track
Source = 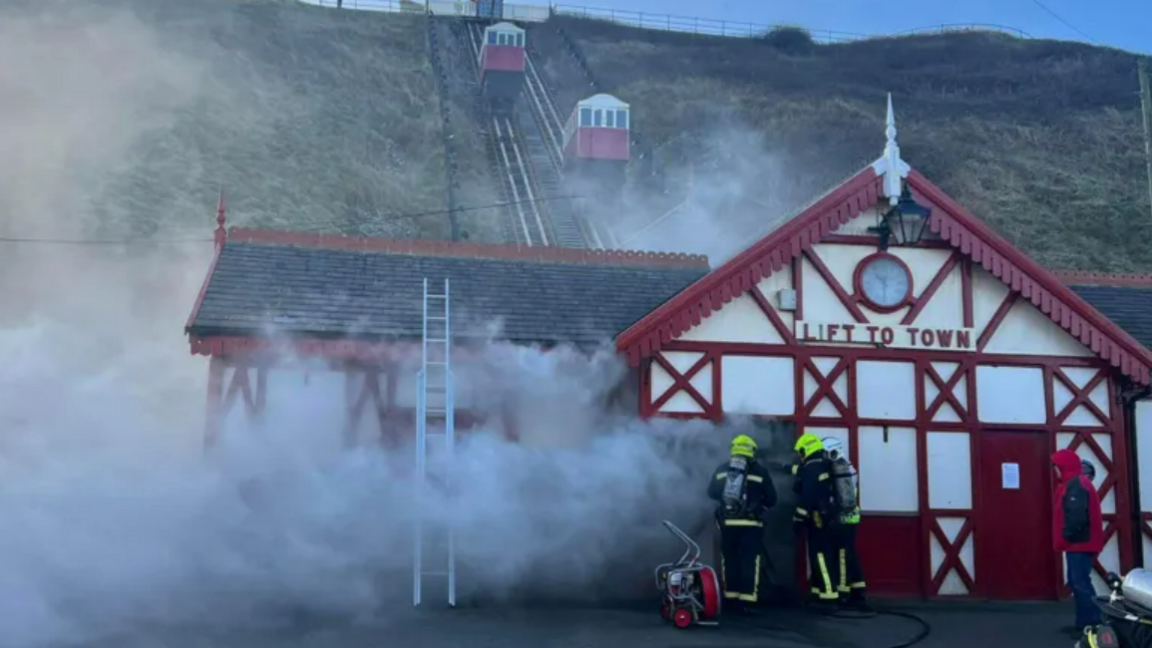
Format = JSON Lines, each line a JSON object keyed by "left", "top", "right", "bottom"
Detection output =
{"left": 463, "top": 22, "right": 552, "bottom": 247}
{"left": 523, "top": 56, "right": 565, "bottom": 172}
{"left": 522, "top": 43, "right": 616, "bottom": 250}
{"left": 519, "top": 53, "right": 608, "bottom": 250}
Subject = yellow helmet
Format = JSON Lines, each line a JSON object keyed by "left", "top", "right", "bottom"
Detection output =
{"left": 730, "top": 434, "right": 758, "bottom": 458}
{"left": 794, "top": 433, "right": 824, "bottom": 459}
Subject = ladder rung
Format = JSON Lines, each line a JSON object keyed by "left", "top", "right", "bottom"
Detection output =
{"left": 428, "top": 361, "right": 448, "bottom": 366}
{"left": 421, "top": 571, "right": 450, "bottom": 576}
{"left": 426, "top": 338, "right": 448, "bottom": 343}
{"left": 426, "top": 294, "right": 448, "bottom": 299}
{"left": 427, "top": 316, "right": 447, "bottom": 321}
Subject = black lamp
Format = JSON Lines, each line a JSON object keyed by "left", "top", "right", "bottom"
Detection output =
{"left": 872, "top": 185, "right": 932, "bottom": 251}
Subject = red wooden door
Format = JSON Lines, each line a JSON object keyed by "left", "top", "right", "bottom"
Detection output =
{"left": 978, "top": 431, "right": 1057, "bottom": 599}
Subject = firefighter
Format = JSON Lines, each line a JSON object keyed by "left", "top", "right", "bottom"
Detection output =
{"left": 822, "top": 437, "right": 868, "bottom": 608}
{"left": 791, "top": 432, "right": 839, "bottom": 606}
{"left": 707, "top": 434, "right": 777, "bottom": 613}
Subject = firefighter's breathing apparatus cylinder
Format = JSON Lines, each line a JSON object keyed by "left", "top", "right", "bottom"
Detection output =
{"left": 721, "top": 435, "right": 758, "bottom": 517}
{"left": 822, "top": 437, "right": 859, "bottom": 518}
{"left": 721, "top": 455, "right": 750, "bottom": 516}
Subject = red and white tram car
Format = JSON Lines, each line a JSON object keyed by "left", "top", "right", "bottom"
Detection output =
{"left": 562, "top": 94, "right": 630, "bottom": 163}
{"left": 562, "top": 94, "right": 630, "bottom": 192}
{"left": 478, "top": 21, "right": 525, "bottom": 111}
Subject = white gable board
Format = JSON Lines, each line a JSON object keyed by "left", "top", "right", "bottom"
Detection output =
{"left": 801, "top": 256, "right": 858, "bottom": 324}
{"left": 902, "top": 251, "right": 963, "bottom": 330}
{"left": 757, "top": 267, "right": 795, "bottom": 330}
{"left": 812, "top": 243, "right": 876, "bottom": 302}
{"left": 982, "top": 297, "right": 1094, "bottom": 358}
{"left": 971, "top": 268, "right": 1010, "bottom": 339}
{"left": 674, "top": 268, "right": 793, "bottom": 345}
{"left": 677, "top": 292, "right": 782, "bottom": 344}
{"left": 830, "top": 208, "right": 881, "bottom": 236}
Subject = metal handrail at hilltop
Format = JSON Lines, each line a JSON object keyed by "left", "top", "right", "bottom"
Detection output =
{"left": 296, "top": 0, "right": 1031, "bottom": 44}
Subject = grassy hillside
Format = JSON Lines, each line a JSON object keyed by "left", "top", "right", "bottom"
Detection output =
{"left": 2, "top": 0, "right": 447, "bottom": 240}
{"left": 542, "top": 17, "right": 1151, "bottom": 272}
{"left": 9, "top": 0, "right": 1148, "bottom": 269}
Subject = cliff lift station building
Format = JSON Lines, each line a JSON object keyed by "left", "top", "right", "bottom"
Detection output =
{"left": 185, "top": 96, "right": 1152, "bottom": 601}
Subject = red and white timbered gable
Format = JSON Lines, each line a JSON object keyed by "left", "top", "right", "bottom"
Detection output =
{"left": 619, "top": 97, "right": 1152, "bottom": 599}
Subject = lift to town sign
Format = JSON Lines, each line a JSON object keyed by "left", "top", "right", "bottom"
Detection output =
{"left": 795, "top": 321, "right": 976, "bottom": 352}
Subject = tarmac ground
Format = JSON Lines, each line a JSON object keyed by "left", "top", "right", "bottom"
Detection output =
{"left": 78, "top": 597, "right": 1079, "bottom": 648}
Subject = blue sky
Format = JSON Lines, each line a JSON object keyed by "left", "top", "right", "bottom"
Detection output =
{"left": 527, "top": 0, "right": 1150, "bottom": 54}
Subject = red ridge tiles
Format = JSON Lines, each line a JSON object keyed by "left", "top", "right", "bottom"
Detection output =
{"left": 226, "top": 227, "right": 710, "bottom": 270}
{"left": 1054, "top": 271, "right": 1152, "bottom": 288}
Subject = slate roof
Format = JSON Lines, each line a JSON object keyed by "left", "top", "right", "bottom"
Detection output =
{"left": 1064, "top": 280, "right": 1152, "bottom": 353}
{"left": 186, "top": 230, "right": 710, "bottom": 346}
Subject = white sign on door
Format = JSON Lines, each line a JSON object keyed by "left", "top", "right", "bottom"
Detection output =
{"left": 1002, "top": 462, "right": 1020, "bottom": 489}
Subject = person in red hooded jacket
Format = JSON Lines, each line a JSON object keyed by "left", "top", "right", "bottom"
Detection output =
{"left": 1051, "top": 449, "right": 1104, "bottom": 636}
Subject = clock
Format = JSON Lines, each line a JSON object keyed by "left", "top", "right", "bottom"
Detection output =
{"left": 855, "top": 253, "right": 913, "bottom": 312}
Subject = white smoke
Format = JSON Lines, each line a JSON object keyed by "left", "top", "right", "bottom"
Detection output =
{"left": 605, "top": 118, "right": 820, "bottom": 266}
{"left": 0, "top": 324, "right": 733, "bottom": 647}
{"left": 0, "top": 3, "right": 742, "bottom": 646}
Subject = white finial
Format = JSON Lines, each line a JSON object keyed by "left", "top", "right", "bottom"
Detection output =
{"left": 871, "top": 92, "right": 910, "bottom": 205}
{"left": 885, "top": 92, "right": 897, "bottom": 145}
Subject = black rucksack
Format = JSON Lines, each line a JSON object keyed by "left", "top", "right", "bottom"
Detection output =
{"left": 1063, "top": 479, "right": 1090, "bottom": 543}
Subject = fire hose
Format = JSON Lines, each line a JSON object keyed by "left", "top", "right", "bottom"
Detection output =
{"left": 729, "top": 601, "right": 931, "bottom": 648}
{"left": 811, "top": 604, "right": 931, "bottom": 648}
{"left": 727, "top": 539, "right": 932, "bottom": 648}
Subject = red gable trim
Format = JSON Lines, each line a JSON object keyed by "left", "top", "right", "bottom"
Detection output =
{"left": 909, "top": 170, "right": 1152, "bottom": 384}
{"left": 615, "top": 166, "right": 883, "bottom": 367}
{"left": 1054, "top": 271, "right": 1152, "bottom": 288}
{"left": 227, "top": 227, "right": 710, "bottom": 270}
{"left": 188, "top": 334, "right": 557, "bottom": 363}
{"left": 184, "top": 241, "right": 225, "bottom": 335}
{"left": 616, "top": 166, "right": 1152, "bottom": 385}
{"left": 190, "top": 334, "right": 423, "bottom": 362}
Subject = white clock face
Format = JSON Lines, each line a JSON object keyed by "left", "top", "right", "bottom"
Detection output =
{"left": 860, "top": 256, "right": 911, "bottom": 309}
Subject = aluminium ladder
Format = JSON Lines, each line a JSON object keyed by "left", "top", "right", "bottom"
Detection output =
{"left": 413, "top": 277, "right": 456, "bottom": 607}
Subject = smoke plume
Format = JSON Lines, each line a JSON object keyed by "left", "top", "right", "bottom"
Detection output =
{"left": 602, "top": 118, "right": 822, "bottom": 266}
{"left": 0, "top": 2, "right": 754, "bottom": 646}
